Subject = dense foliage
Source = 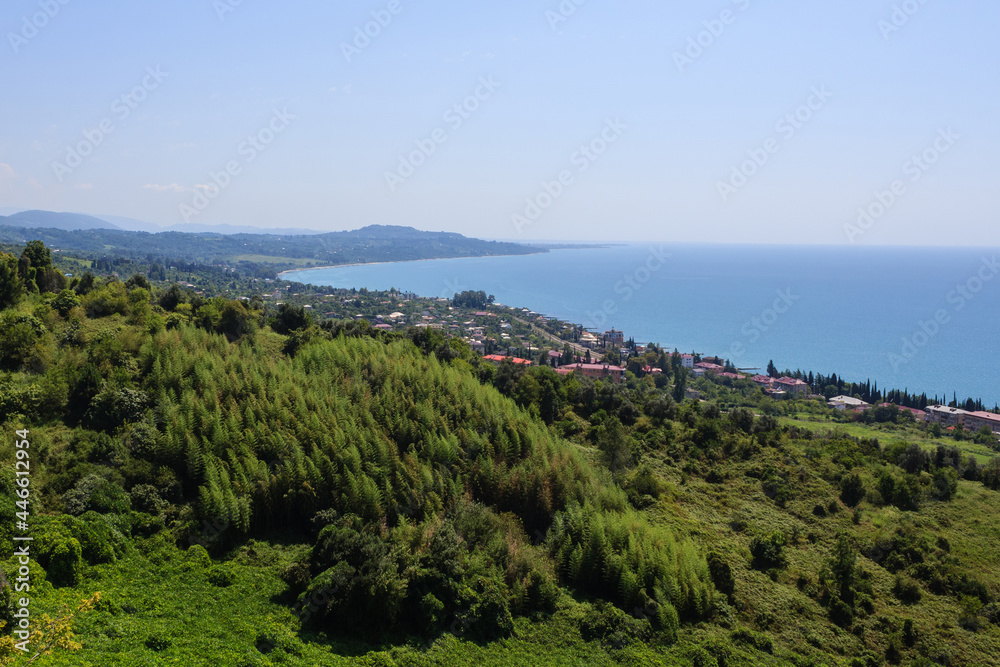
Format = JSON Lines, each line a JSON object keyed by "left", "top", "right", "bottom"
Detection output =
{"left": 1, "top": 241, "right": 999, "bottom": 666}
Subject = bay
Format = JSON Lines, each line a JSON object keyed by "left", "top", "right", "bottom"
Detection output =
{"left": 284, "top": 244, "right": 1000, "bottom": 406}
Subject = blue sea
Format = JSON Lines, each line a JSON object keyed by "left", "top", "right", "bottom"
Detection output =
{"left": 284, "top": 245, "right": 1000, "bottom": 406}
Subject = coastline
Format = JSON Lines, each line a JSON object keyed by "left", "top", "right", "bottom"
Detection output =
{"left": 277, "top": 251, "right": 550, "bottom": 279}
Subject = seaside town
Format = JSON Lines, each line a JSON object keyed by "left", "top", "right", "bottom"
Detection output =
{"left": 269, "top": 284, "right": 1000, "bottom": 443}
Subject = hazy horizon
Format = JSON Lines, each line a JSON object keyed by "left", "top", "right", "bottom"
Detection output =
{"left": 2, "top": 0, "right": 998, "bottom": 245}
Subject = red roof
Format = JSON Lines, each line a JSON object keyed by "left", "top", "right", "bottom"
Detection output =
{"left": 718, "top": 372, "right": 742, "bottom": 379}
{"left": 695, "top": 362, "right": 724, "bottom": 371}
{"left": 483, "top": 355, "right": 533, "bottom": 365}
{"left": 751, "top": 375, "right": 773, "bottom": 384}
{"left": 775, "top": 376, "right": 808, "bottom": 387}
{"left": 878, "top": 403, "right": 927, "bottom": 416}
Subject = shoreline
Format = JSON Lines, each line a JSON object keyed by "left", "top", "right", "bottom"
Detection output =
{"left": 276, "top": 250, "right": 551, "bottom": 278}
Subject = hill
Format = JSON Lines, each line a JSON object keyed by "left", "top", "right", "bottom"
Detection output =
{"left": 0, "top": 210, "right": 120, "bottom": 232}
{"left": 0, "top": 241, "right": 998, "bottom": 666}
{"left": 0, "top": 222, "right": 541, "bottom": 271}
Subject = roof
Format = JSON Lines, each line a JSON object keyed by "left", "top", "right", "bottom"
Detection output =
{"left": 968, "top": 411, "right": 1000, "bottom": 423}
{"left": 927, "top": 405, "right": 970, "bottom": 415}
{"left": 830, "top": 396, "right": 868, "bottom": 407}
{"left": 695, "top": 362, "right": 724, "bottom": 371}
{"left": 718, "top": 372, "right": 742, "bottom": 379}
{"left": 878, "top": 403, "right": 927, "bottom": 416}
{"left": 775, "top": 377, "right": 808, "bottom": 387}
{"left": 483, "top": 355, "right": 533, "bottom": 365}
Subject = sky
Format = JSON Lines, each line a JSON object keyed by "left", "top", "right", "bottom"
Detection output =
{"left": 1, "top": 0, "right": 998, "bottom": 244}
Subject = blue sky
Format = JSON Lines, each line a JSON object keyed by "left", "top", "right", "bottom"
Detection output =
{"left": 1, "top": 0, "right": 997, "bottom": 244}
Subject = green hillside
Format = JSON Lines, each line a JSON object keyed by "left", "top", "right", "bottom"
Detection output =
{"left": 1, "top": 243, "right": 999, "bottom": 666}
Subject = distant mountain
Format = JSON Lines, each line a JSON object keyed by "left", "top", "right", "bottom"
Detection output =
{"left": 97, "top": 214, "right": 323, "bottom": 236}
{"left": 0, "top": 220, "right": 543, "bottom": 271}
{"left": 0, "top": 210, "right": 120, "bottom": 231}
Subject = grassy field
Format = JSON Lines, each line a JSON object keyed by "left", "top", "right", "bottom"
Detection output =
{"left": 778, "top": 414, "right": 998, "bottom": 464}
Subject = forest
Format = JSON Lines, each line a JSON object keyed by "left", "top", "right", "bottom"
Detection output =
{"left": 1, "top": 241, "right": 999, "bottom": 666}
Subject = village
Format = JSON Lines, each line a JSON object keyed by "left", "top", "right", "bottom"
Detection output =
{"left": 264, "top": 283, "right": 1000, "bottom": 441}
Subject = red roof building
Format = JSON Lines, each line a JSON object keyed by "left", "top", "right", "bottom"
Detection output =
{"left": 483, "top": 355, "right": 533, "bottom": 366}
{"left": 965, "top": 411, "right": 1000, "bottom": 434}
{"left": 774, "top": 377, "right": 809, "bottom": 396}
{"left": 557, "top": 363, "right": 625, "bottom": 383}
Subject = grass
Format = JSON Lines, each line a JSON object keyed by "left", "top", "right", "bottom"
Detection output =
{"left": 778, "top": 414, "right": 998, "bottom": 463}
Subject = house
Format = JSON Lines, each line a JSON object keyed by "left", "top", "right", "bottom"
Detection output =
{"left": 718, "top": 372, "right": 742, "bottom": 380}
{"left": 751, "top": 375, "right": 773, "bottom": 388}
{"left": 603, "top": 329, "right": 625, "bottom": 347}
{"left": 774, "top": 377, "right": 809, "bottom": 397}
{"left": 964, "top": 411, "right": 1000, "bottom": 434}
{"left": 695, "top": 362, "right": 725, "bottom": 373}
{"left": 579, "top": 332, "right": 599, "bottom": 348}
{"left": 680, "top": 354, "right": 694, "bottom": 369}
{"left": 926, "top": 405, "right": 969, "bottom": 427}
{"left": 556, "top": 363, "right": 625, "bottom": 383}
{"left": 642, "top": 366, "right": 663, "bottom": 374}
{"left": 829, "top": 396, "right": 869, "bottom": 411}
{"left": 691, "top": 368, "right": 706, "bottom": 378}
{"left": 483, "top": 355, "right": 533, "bottom": 366}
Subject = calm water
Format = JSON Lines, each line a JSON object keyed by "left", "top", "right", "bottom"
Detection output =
{"left": 285, "top": 245, "right": 1000, "bottom": 405}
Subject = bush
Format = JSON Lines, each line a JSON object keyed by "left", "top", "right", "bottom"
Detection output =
{"left": 707, "top": 552, "right": 735, "bottom": 602}
{"left": 840, "top": 473, "right": 866, "bottom": 507}
{"left": 932, "top": 467, "right": 958, "bottom": 501}
{"left": 578, "top": 601, "right": 651, "bottom": 649}
{"left": 749, "top": 532, "right": 786, "bottom": 571}
{"left": 48, "top": 537, "right": 84, "bottom": 587}
{"left": 893, "top": 575, "right": 922, "bottom": 605}
{"left": 63, "top": 475, "right": 131, "bottom": 515}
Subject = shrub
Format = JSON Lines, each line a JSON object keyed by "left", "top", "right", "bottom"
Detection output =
{"left": 578, "top": 601, "right": 651, "bottom": 649}
{"left": 893, "top": 575, "right": 922, "bottom": 605}
{"left": 63, "top": 475, "right": 131, "bottom": 515}
{"left": 707, "top": 552, "right": 735, "bottom": 602}
{"left": 750, "top": 532, "right": 786, "bottom": 571}
{"left": 48, "top": 537, "right": 84, "bottom": 587}
{"left": 840, "top": 472, "right": 866, "bottom": 507}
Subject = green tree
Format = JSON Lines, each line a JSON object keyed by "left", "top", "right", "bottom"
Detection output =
{"left": 0, "top": 252, "right": 25, "bottom": 310}
{"left": 839, "top": 473, "right": 866, "bottom": 507}
{"left": 672, "top": 369, "right": 687, "bottom": 403}
{"left": 597, "top": 416, "right": 633, "bottom": 474}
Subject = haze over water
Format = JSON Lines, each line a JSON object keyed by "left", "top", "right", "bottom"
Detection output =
{"left": 287, "top": 244, "right": 1000, "bottom": 406}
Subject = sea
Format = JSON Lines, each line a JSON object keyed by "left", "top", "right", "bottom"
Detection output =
{"left": 284, "top": 244, "right": 1000, "bottom": 406}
